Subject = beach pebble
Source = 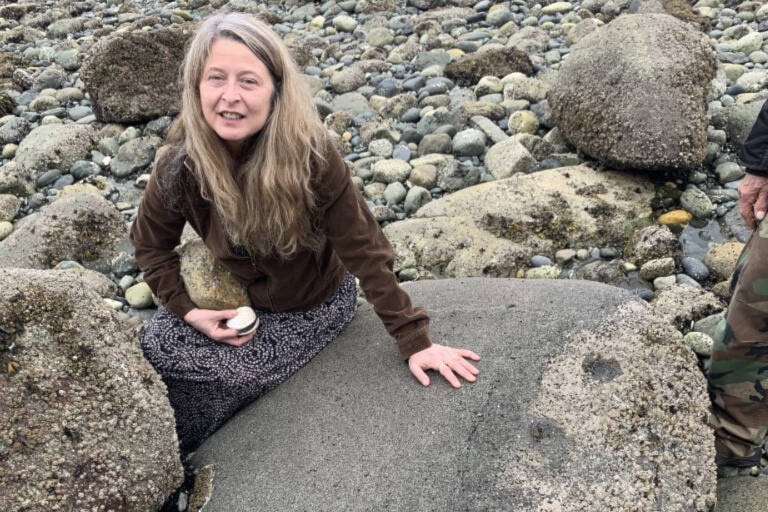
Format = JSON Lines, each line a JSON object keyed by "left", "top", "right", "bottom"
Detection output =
{"left": 525, "top": 265, "right": 559, "bottom": 279}
{"left": 452, "top": 129, "right": 487, "bottom": 156}
{"left": 554, "top": 249, "right": 576, "bottom": 264}
{"left": 653, "top": 276, "right": 677, "bottom": 290}
{"left": 639, "top": 257, "right": 675, "bottom": 281}
{"left": 680, "top": 187, "right": 715, "bottom": 219}
{"left": 104, "top": 298, "right": 125, "bottom": 311}
{"left": 715, "top": 161, "right": 744, "bottom": 184}
{"left": 681, "top": 257, "right": 710, "bottom": 282}
{"left": 531, "top": 255, "right": 554, "bottom": 267}
{"left": 683, "top": 331, "right": 714, "bottom": 356}
{"left": 656, "top": 210, "right": 693, "bottom": 224}
{"left": 693, "top": 311, "right": 727, "bottom": 340}
{"left": 676, "top": 273, "right": 702, "bottom": 288}
{"left": 125, "top": 282, "right": 154, "bottom": 309}
{"left": 404, "top": 186, "right": 432, "bottom": 214}
{"left": 0, "top": 220, "right": 12, "bottom": 240}
{"left": 118, "top": 275, "right": 136, "bottom": 291}
{"left": 384, "top": 181, "right": 407, "bottom": 206}
{"left": 632, "top": 287, "right": 655, "bottom": 301}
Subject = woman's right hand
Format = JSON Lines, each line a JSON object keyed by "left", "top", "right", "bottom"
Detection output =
{"left": 183, "top": 308, "right": 256, "bottom": 346}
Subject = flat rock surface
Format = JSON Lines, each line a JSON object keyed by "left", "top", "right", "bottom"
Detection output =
{"left": 190, "top": 277, "right": 716, "bottom": 511}
{"left": 716, "top": 478, "right": 768, "bottom": 512}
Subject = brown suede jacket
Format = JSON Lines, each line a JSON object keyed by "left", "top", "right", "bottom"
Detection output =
{"left": 129, "top": 141, "right": 432, "bottom": 359}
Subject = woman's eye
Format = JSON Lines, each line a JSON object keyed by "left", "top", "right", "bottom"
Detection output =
{"left": 242, "top": 78, "right": 258, "bottom": 87}
{"left": 208, "top": 75, "right": 223, "bottom": 82}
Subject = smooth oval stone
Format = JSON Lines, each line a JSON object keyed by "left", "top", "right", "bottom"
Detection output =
{"left": 658, "top": 210, "right": 693, "bottom": 225}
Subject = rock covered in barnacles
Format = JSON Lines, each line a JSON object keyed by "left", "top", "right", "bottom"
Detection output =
{"left": 0, "top": 268, "right": 183, "bottom": 511}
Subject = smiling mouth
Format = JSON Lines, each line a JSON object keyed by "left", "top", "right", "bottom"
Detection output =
{"left": 220, "top": 112, "right": 244, "bottom": 120}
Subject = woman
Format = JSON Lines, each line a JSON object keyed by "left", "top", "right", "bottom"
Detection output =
{"left": 130, "top": 12, "right": 479, "bottom": 453}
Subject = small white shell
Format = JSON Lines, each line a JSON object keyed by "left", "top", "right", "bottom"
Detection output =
{"left": 226, "top": 306, "right": 258, "bottom": 335}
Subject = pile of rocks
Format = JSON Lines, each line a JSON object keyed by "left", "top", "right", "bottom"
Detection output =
{"left": 0, "top": 0, "right": 759, "bottom": 297}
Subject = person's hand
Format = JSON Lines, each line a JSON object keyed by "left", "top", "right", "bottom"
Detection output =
{"left": 738, "top": 173, "right": 768, "bottom": 229}
{"left": 183, "top": 308, "right": 256, "bottom": 347}
{"left": 408, "top": 343, "right": 480, "bottom": 388}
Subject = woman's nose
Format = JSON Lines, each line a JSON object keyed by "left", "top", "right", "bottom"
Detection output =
{"left": 221, "top": 80, "right": 240, "bottom": 102}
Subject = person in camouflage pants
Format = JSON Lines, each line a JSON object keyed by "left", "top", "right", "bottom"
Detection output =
{"left": 710, "top": 224, "right": 768, "bottom": 475}
{"left": 709, "top": 100, "right": 768, "bottom": 476}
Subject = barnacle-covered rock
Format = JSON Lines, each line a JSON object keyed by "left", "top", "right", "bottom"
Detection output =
{"left": 0, "top": 267, "right": 183, "bottom": 511}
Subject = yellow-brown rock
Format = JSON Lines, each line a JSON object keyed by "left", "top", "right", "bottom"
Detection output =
{"left": 178, "top": 238, "right": 250, "bottom": 310}
{"left": 657, "top": 210, "right": 693, "bottom": 225}
{"left": 703, "top": 242, "right": 745, "bottom": 281}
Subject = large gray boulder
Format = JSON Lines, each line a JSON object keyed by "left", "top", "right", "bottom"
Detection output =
{"left": 14, "top": 124, "right": 97, "bottom": 173}
{"left": 80, "top": 24, "right": 192, "bottom": 123}
{"left": 0, "top": 268, "right": 183, "bottom": 511}
{"left": 190, "top": 278, "right": 715, "bottom": 511}
{"left": 0, "top": 191, "right": 126, "bottom": 270}
{"left": 549, "top": 13, "right": 716, "bottom": 171}
{"left": 383, "top": 165, "right": 654, "bottom": 278}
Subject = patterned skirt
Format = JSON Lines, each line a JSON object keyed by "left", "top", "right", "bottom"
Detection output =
{"left": 141, "top": 273, "right": 358, "bottom": 454}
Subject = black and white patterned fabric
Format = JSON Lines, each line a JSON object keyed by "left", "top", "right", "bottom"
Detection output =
{"left": 140, "top": 273, "right": 358, "bottom": 453}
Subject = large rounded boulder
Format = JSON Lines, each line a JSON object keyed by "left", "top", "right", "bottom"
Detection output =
{"left": 549, "top": 13, "right": 716, "bottom": 171}
{"left": 383, "top": 164, "right": 655, "bottom": 278}
{"left": 80, "top": 23, "right": 193, "bottom": 123}
{"left": 0, "top": 268, "right": 183, "bottom": 511}
{"left": 0, "top": 191, "right": 126, "bottom": 270}
{"left": 14, "top": 124, "right": 97, "bottom": 173}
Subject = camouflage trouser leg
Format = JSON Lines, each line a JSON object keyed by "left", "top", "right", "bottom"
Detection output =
{"left": 709, "top": 219, "right": 768, "bottom": 465}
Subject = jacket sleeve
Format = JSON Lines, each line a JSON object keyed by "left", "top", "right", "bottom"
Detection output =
{"left": 315, "top": 142, "right": 433, "bottom": 359}
{"left": 129, "top": 165, "right": 197, "bottom": 319}
{"left": 740, "top": 99, "right": 768, "bottom": 176}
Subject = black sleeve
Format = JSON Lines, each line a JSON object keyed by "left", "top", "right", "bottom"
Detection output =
{"left": 740, "top": 99, "right": 768, "bottom": 175}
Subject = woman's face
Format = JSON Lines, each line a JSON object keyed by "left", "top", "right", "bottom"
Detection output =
{"left": 199, "top": 38, "right": 275, "bottom": 155}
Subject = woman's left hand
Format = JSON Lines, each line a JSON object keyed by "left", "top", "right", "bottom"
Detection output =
{"left": 408, "top": 343, "right": 480, "bottom": 388}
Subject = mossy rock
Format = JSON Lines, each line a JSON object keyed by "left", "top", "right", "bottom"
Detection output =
{"left": 0, "top": 92, "right": 15, "bottom": 117}
{"left": 662, "top": 0, "right": 710, "bottom": 31}
{"left": 444, "top": 47, "right": 533, "bottom": 88}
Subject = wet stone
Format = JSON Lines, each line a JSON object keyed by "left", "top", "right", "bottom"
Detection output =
{"left": 52, "top": 174, "right": 75, "bottom": 190}
{"left": 70, "top": 160, "right": 102, "bottom": 180}
{"left": 681, "top": 256, "right": 710, "bottom": 282}
{"left": 36, "top": 169, "right": 61, "bottom": 188}
{"left": 676, "top": 273, "right": 702, "bottom": 288}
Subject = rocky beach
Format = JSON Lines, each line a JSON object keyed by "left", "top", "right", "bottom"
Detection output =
{"left": 0, "top": 0, "right": 766, "bottom": 510}
{"left": 0, "top": 0, "right": 761, "bottom": 300}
